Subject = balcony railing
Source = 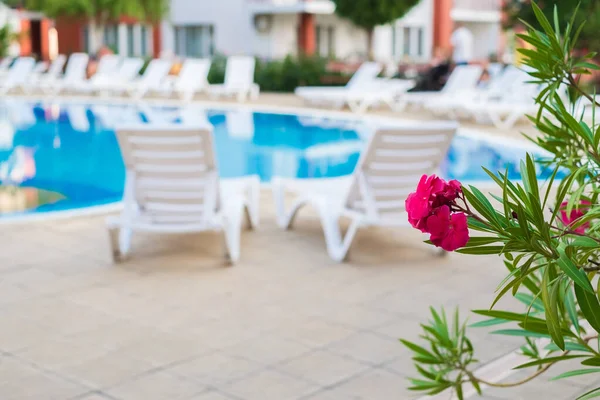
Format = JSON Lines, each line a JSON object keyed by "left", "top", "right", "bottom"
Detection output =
{"left": 453, "top": 0, "right": 502, "bottom": 12}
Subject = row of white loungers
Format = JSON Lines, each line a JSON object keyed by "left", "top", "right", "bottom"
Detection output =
{"left": 0, "top": 54, "right": 261, "bottom": 102}
{"left": 297, "top": 61, "right": 543, "bottom": 129}
{"left": 108, "top": 121, "right": 458, "bottom": 264}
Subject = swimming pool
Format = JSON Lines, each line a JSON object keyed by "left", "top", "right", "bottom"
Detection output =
{"left": 0, "top": 100, "right": 555, "bottom": 217}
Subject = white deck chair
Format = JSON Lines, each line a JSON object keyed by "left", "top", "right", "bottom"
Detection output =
{"left": 160, "top": 58, "right": 211, "bottom": 102}
{"left": 75, "top": 54, "right": 120, "bottom": 93}
{"left": 52, "top": 53, "right": 89, "bottom": 94}
{"left": 272, "top": 122, "right": 458, "bottom": 262}
{"left": 402, "top": 65, "right": 484, "bottom": 110}
{"left": 426, "top": 65, "right": 524, "bottom": 118}
{"left": 0, "top": 57, "right": 36, "bottom": 95}
{"left": 124, "top": 59, "right": 172, "bottom": 100}
{"left": 294, "top": 62, "right": 382, "bottom": 110}
{"left": 462, "top": 68, "right": 541, "bottom": 129}
{"left": 94, "top": 57, "right": 144, "bottom": 95}
{"left": 107, "top": 125, "right": 260, "bottom": 264}
{"left": 28, "top": 55, "right": 67, "bottom": 93}
{"left": 0, "top": 57, "right": 13, "bottom": 74}
{"left": 208, "top": 56, "right": 260, "bottom": 102}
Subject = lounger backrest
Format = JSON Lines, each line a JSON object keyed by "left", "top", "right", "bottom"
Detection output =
{"left": 47, "top": 55, "right": 67, "bottom": 77}
{"left": 64, "top": 53, "right": 89, "bottom": 82}
{"left": 33, "top": 61, "right": 48, "bottom": 74}
{"left": 5, "top": 57, "right": 35, "bottom": 85}
{"left": 95, "top": 54, "right": 120, "bottom": 76}
{"left": 176, "top": 58, "right": 211, "bottom": 90}
{"left": 344, "top": 123, "right": 458, "bottom": 221}
{"left": 0, "top": 57, "right": 13, "bottom": 71}
{"left": 224, "top": 56, "right": 255, "bottom": 89}
{"left": 119, "top": 58, "right": 144, "bottom": 81}
{"left": 138, "top": 59, "right": 171, "bottom": 89}
{"left": 115, "top": 125, "right": 220, "bottom": 227}
{"left": 347, "top": 62, "right": 382, "bottom": 89}
{"left": 442, "top": 65, "right": 483, "bottom": 94}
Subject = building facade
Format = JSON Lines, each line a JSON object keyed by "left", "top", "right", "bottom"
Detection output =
{"left": 160, "top": 0, "right": 503, "bottom": 63}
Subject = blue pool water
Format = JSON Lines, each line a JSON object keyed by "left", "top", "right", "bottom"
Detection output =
{"left": 0, "top": 101, "right": 555, "bottom": 216}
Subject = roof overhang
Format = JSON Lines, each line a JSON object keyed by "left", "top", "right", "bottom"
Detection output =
{"left": 451, "top": 9, "right": 501, "bottom": 23}
{"left": 248, "top": 0, "right": 335, "bottom": 15}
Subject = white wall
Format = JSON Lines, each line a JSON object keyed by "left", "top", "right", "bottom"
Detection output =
{"left": 464, "top": 21, "right": 500, "bottom": 60}
{"left": 270, "top": 14, "right": 299, "bottom": 59}
{"left": 315, "top": 14, "right": 367, "bottom": 61}
{"left": 165, "top": 0, "right": 254, "bottom": 56}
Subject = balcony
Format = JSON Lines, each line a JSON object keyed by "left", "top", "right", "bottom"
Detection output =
{"left": 451, "top": 0, "right": 502, "bottom": 22}
{"left": 248, "top": 0, "right": 335, "bottom": 15}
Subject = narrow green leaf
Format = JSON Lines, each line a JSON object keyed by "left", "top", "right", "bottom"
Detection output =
{"left": 581, "top": 358, "right": 600, "bottom": 367}
{"left": 491, "top": 329, "right": 551, "bottom": 338}
{"left": 515, "top": 355, "right": 588, "bottom": 369}
{"left": 557, "top": 245, "right": 595, "bottom": 293}
{"left": 400, "top": 340, "right": 437, "bottom": 360}
{"left": 542, "top": 269, "right": 565, "bottom": 350}
{"left": 575, "top": 282, "right": 600, "bottom": 334}
{"left": 578, "top": 387, "right": 600, "bottom": 400}
{"left": 565, "top": 285, "right": 580, "bottom": 335}
{"left": 551, "top": 368, "right": 600, "bottom": 381}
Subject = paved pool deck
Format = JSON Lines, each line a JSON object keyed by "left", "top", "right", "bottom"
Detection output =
{"left": 0, "top": 93, "right": 596, "bottom": 399}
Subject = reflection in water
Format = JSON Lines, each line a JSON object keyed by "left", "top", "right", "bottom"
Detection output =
{"left": 0, "top": 100, "right": 558, "bottom": 216}
{"left": 0, "top": 185, "right": 65, "bottom": 213}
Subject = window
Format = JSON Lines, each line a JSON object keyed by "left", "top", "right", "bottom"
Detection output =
{"left": 140, "top": 25, "right": 149, "bottom": 56}
{"left": 174, "top": 25, "right": 214, "bottom": 58}
{"left": 103, "top": 25, "right": 119, "bottom": 53}
{"left": 316, "top": 25, "right": 335, "bottom": 58}
{"left": 127, "top": 25, "right": 135, "bottom": 56}
{"left": 82, "top": 25, "right": 90, "bottom": 53}
{"left": 392, "top": 25, "right": 425, "bottom": 60}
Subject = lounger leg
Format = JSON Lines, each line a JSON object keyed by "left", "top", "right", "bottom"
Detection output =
{"left": 318, "top": 211, "right": 361, "bottom": 262}
{"left": 222, "top": 200, "right": 244, "bottom": 264}
{"left": 118, "top": 226, "right": 133, "bottom": 260}
{"left": 244, "top": 177, "right": 260, "bottom": 229}
{"left": 271, "top": 178, "right": 307, "bottom": 229}
{"left": 108, "top": 225, "right": 121, "bottom": 263}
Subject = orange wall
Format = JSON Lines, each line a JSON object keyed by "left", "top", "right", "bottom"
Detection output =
{"left": 19, "top": 19, "right": 31, "bottom": 56}
{"left": 55, "top": 17, "right": 84, "bottom": 55}
{"left": 433, "top": 0, "right": 453, "bottom": 52}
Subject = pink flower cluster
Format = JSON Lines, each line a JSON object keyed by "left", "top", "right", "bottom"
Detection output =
{"left": 559, "top": 200, "right": 591, "bottom": 234}
{"left": 405, "top": 175, "right": 469, "bottom": 252}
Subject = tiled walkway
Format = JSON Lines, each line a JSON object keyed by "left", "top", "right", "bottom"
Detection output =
{"left": 1, "top": 191, "right": 595, "bottom": 399}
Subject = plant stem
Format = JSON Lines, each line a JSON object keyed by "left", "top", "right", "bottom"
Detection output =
{"left": 464, "top": 364, "right": 553, "bottom": 388}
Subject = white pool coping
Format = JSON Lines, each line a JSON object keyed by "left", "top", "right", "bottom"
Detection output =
{"left": 0, "top": 95, "right": 544, "bottom": 224}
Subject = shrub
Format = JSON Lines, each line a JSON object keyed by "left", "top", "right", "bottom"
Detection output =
{"left": 207, "top": 54, "right": 349, "bottom": 92}
{"left": 402, "top": 3, "right": 600, "bottom": 399}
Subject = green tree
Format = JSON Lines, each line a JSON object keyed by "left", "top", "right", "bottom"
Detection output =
{"left": 7, "top": 0, "right": 168, "bottom": 52}
{"left": 504, "top": 0, "right": 600, "bottom": 52}
{"left": 331, "top": 0, "right": 420, "bottom": 59}
{"left": 402, "top": 3, "right": 600, "bottom": 399}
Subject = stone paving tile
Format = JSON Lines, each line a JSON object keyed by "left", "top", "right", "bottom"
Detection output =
{"left": 328, "top": 367, "right": 418, "bottom": 399}
{"left": 0, "top": 370, "right": 91, "bottom": 400}
{"left": 222, "top": 369, "right": 318, "bottom": 400}
{"left": 105, "top": 370, "right": 207, "bottom": 400}
{"left": 277, "top": 350, "right": 371, "bottom": 387}
{"left": 483, "top": 369, "right": 586, "bottom": 400}
{"left": 167, "top": 351, "right": 264, "bottom": 386}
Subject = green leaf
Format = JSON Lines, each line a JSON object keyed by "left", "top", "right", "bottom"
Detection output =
{"left": 515, "top": 355, "right": 588, "bottom": 369}
{"left": 582, "top": 358, "right": 600, "bottom": 367}
{"left": 470, "top": 318, "right": 509, "bottom": 328}
{"left": 472, "top": 310, "right": 546, "bottom": 324}
{"left": 546, "top": 342, "right": 592, "bottom": 352}
{"left": 570, "top": 237, "right": 600, "bottom": 248}
{"left": 400, "top": 340, "right": 437, "bottom": 360}
{"left": 515, "top": 292, "right": 545, "bottom": 312}
{"left": 565, "top": 286, "right": 580, "bottom": 335}
{"left": 551, "top": 368, "right": 600, "bottom": 381}
{"left": 456, "top": 246, "right": 504, "bottom": 255}
{"left": 578, "top": 387, "right": 600, "bottom": 400}
{"left": 557, "top": 245, "right": 595, "bottom": 293}
{"left": 491, "top": 329, "right": 551, "bottom": 338}
{"left": 542, "top": 268, "right": 565, "bottom": 350}
{"left": 575, "top": 284, "right": 600, "bottom": 334}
